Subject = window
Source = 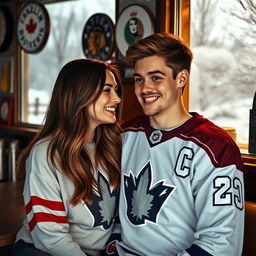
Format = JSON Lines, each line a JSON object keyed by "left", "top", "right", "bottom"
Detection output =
{"left": 189, "top": 0, "right": 256, "bottom": 147}
{"left": 20, "top": 0, "right": 115, "bottom": 125}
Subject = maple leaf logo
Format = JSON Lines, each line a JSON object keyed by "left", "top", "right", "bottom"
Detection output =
{"left": 86, "top": 172, "right": 119, "bottom": 229}
{"left": 124, "top": 162, "right": 175, "bottom": 225}
{"left": 26, "top": 18, "right": 37, "bottom": 34}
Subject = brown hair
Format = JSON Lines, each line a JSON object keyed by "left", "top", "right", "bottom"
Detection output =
{"left": 17, "top": 59, "right": 123, "bottom": 206}
{"left": 125, "top": 32, "right": 193, "bottom": 79}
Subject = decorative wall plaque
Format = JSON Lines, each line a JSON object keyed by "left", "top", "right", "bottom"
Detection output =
{"left": 17, "top": 1, "right": 50, "bottom": 53}
{"left": 82, "top": 13, "right": 115, "bottom": 61}
{"left": 115, "top": 4, "right": 154, "bottom": 57}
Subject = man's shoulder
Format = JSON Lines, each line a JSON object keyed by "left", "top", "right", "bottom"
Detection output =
{"left": 192, "top": 115, "right": 234, "bottom": 143}
{"left": 122, "top": 114, "right": 148, "bottom": 130}
{"left": 187, "top": 114, "right": 243, "bottom": 170}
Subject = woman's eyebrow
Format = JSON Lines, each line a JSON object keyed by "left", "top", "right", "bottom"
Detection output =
{"left": 104, "top": 83, "right": 118, "bottom": 90}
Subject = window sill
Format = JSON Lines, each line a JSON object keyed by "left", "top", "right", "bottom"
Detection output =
{"left": 236, "top": 142, "right": 256, "bottom": 166}
{"left": 241, "top": 153, "right": 256, "bottom": 166}
{"left": 0, "top": 124, "right": 38, "bottom": 136}
{"left": 0, "top": 125, "right": 255, "bottom": 165}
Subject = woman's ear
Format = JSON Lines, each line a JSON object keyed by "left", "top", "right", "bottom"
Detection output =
{"left": 177, "top": 69, "right": 189, "bottom": 89}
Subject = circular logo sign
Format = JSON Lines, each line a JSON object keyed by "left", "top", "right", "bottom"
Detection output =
{"left": 116, "top": 5, "right": 154, "bottom": 57}
{"left": 17, "top": 1, "right": 50, "bottom": 53}
{"left": 82, "top": 13, "right": 114, "bottom": 61}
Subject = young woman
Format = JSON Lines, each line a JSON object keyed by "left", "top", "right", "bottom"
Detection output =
{"left": 13, "top": 59, "right": 123, "bottom": 256}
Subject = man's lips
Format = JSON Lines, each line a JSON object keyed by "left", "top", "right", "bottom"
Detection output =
{"left": 142, "top": 95, "right": 160, "bottom": 103}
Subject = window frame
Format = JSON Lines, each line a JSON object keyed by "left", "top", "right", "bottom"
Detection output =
{"left": 15, "top": 0, "right": 117, "bottom": 129}
{"left": 13, "top": 0, "right": 255, "bottom": 159}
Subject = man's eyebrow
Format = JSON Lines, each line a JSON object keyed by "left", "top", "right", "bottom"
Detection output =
{"left": 148, "top": 70, "right": 166, "bottom": 76}
{"left": 133, "top": 70, "right": 166, "bottom": 77}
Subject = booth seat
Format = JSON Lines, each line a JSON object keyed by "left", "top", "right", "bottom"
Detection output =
{"left": 242, "top": 201, "right": 256, "bottom": 256}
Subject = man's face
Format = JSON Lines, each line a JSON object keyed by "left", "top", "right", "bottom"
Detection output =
{"left": 133, "top": 55, "right": 184, "bottom": 128}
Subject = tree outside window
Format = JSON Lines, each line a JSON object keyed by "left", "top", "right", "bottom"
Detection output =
{"left": 21, "top": 0, "right": 115, "bottom": 125}
{"left": 190, "top": 0, "right": 256, "bottom": 145}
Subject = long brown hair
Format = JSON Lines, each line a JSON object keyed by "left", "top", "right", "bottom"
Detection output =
{"left": 17, "top": 59, "right": 123, "bottom": 206}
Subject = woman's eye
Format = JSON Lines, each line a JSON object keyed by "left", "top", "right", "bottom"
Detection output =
{"left": 103, "top": 88, "right": 111, "bottom": 93}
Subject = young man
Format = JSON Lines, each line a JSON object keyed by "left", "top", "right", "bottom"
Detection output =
{"left": 106, "top": 33, "right": 244, "bottom": 256}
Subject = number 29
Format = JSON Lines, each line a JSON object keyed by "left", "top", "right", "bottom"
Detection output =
{"left": 213, "top": 176, "right": 243, "bottom": 210}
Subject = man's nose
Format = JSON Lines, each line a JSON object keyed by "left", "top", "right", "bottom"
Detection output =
{"left": 141, "top": 80, "right": 154, "bottom": 93}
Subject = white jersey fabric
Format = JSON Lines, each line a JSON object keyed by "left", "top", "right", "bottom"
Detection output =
{"left": 115, "top": 113, "right": 244, "bottom": 256}
{"left": 16, "top": 139, "right": 119, "bottom": 256}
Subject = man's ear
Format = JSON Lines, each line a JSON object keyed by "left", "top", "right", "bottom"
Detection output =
{"left": 177, "top": 69, "right": 189, "bottom": 89}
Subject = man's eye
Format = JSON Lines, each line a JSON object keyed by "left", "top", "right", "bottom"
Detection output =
{"left": 134, "top": 77, "right": 142, "bottom": 83}
{"left": 152, "top": 76, "right": 161, "bottom": 81}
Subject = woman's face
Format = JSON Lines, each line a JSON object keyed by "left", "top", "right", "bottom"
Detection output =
{"left": 88, "top": 69, "right": 121, "bottom": 130}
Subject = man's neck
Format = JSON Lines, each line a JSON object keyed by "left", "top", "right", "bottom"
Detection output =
{"left": 149, "top": 107, "right": 192, "bottom": 130}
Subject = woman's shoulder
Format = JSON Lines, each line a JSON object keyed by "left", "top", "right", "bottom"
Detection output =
{"left": 26, "top": 138, "right": 58, "bottom": 179}
{"left": 27, "top": 138, "right": 51, "bottom": 170}
{"left": 30, "top": 138, "right": 50, "bottom": 157}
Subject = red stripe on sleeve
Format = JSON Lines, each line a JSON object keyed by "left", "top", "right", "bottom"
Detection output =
{"left": 28, "top": 212, "right": 68, "bottom": 231}
{"left": 25, "top": 196, "right": 65, "bottom": 215}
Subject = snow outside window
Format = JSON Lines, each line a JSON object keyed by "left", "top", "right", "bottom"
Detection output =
{"left": 190, "top": 0, "right": 256, "bottom": 147}
{"left": 20, "top": 0, "right": 115, "bottom": 125}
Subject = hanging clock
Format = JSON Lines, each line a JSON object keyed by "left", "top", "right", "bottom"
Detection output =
{"left": 82, "top": 13, "right": 115, "bottom": 61}
{"left": 17, "top": 1, "right": 50, "bottom": 54}
{"left": 0, "top": 6, "right": 13, "bottom": 52}
{"left": 115, "top": 4, "right": 154, "bottom": 57}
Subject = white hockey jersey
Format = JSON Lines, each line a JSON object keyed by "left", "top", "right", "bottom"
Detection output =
{"left": 115, "top": 113, "right": 244, "bottom": 256}
{"left": 16, "top": 140, "right": 119, "bottom": 256}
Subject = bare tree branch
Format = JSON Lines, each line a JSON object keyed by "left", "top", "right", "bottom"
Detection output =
{"left": 235, "top": 0, "right": 256, "bottom": 24}
{"left": 226, "top": 0, "right": 256, "bottom": 44}
{"left": 191, "top": 0, "right": 219, "bottom": 46}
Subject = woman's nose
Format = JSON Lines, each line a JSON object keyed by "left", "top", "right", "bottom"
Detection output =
{"left": 112, "top": 92, "right": 121, "bottom": 103}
